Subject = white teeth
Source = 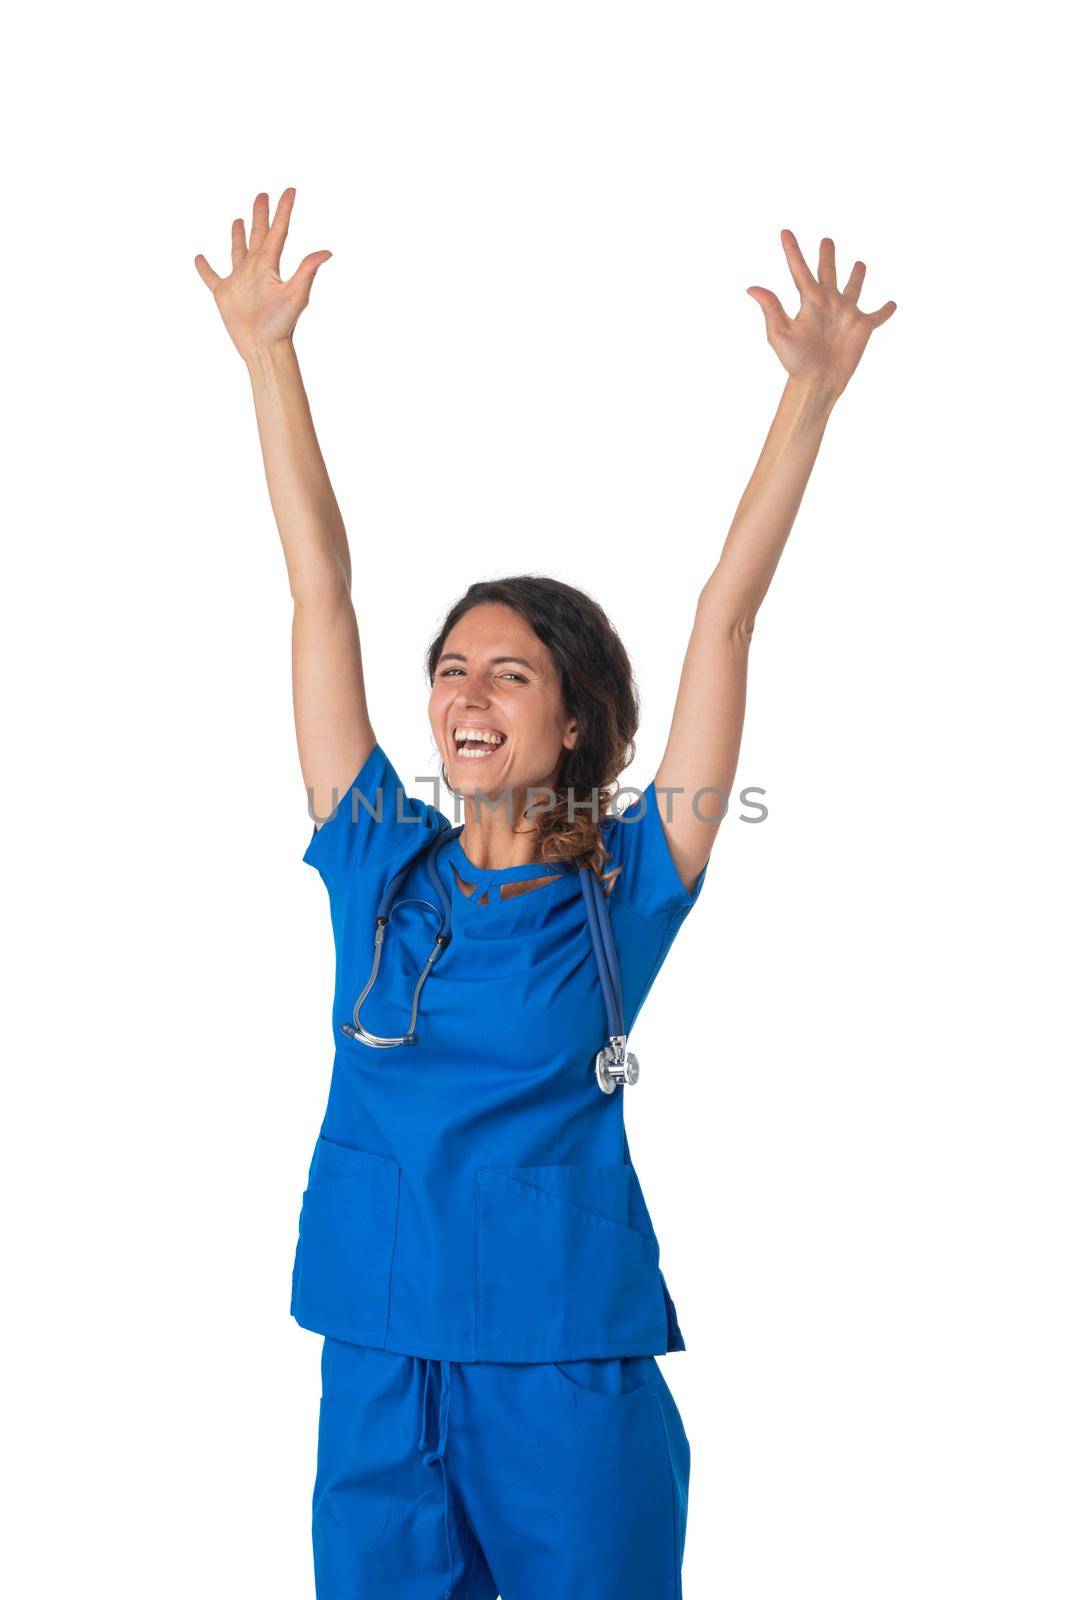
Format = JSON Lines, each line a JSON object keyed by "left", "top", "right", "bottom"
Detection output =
{"left": 453, "top": 725, "right": 505, "bottom": 761}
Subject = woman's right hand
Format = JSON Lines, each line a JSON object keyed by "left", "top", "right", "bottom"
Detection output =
{"left": 194, "top": 188, "right": 332, "bottom": 364}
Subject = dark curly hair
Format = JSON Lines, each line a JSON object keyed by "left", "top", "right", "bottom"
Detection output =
{"left": 425, "top": 575, "right": 639, "bottom": 882}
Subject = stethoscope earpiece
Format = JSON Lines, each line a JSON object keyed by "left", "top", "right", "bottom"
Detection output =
{"left": 341, "top": 826, "right": 461, "bottom": 1049}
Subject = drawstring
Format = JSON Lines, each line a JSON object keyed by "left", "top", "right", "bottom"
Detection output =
{"left": 417, "top": 1358, "right": 456, "bottom": 1597}
{"left": 418, "top": 1356, "right": 434, "bottom": 1452}
{"left": 417, "top": 1355, "right": 452, "bottom": 1464}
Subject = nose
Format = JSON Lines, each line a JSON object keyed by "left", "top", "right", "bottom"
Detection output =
{"left": 458, "top": 676, "right": 492, "bottom": 706}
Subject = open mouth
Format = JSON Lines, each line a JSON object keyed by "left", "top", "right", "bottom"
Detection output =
{"left": 452, "top": 725, "right": 508, "bottom": 761}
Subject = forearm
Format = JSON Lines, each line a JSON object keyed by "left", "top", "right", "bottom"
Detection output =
{"left": 245, "top": 338, "right": 352, "bottom": 600}
{"left": 700, "top": 375, "right": 838, "bottom": 634}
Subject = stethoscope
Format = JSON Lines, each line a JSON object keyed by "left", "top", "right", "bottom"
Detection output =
{"left": 341, "top": 823, "right": 640, "bottom": 1094}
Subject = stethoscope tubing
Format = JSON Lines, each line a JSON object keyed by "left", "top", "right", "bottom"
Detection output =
{"left": 347, "top": 823, "right": 626, "bottom": 1059}
{"left": 578, "top": 861, "right": 624, "bottom": 1039}
{"left": 375, "top": 824, "right": 463, "bottom": 936}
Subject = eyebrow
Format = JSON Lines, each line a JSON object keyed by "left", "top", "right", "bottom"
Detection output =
{"left": 437, "top": 653, "right": 538, "bottom": 671}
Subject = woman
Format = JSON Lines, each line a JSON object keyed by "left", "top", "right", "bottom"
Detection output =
{"left": 195, "top": 189, "right": 894, "bottom": 1600}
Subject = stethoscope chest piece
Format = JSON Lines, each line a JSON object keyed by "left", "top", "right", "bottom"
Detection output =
{"left": 595, "top": 1036, "right": 640, "bottom": 1095}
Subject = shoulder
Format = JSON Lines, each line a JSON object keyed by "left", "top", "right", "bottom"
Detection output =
{"left": 304, "top": 742, "right": 451, "bottom": 895}
{"left": 602, "top": 780, "right": 707, "bottom": 929}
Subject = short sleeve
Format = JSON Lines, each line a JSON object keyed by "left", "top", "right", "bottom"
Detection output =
{"left": 603, "top": 780, "right": 708, "bottom": 929}
{"left": 303, "top": 742, "right": 449, "bottom": 899}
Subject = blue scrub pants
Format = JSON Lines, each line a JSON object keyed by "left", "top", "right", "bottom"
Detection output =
{"left": 312, "top": 1337, "right": 690, "bottom": 1598}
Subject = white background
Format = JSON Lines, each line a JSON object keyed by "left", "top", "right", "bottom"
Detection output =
{"left": 5, "top": 3, "right": 1064, "bottom": 1596}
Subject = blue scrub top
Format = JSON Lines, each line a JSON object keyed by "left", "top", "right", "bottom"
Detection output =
{"left": 291, "top": 742, "right": 707, "bottom": 1362}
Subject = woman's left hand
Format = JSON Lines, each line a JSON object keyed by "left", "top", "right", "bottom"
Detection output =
{"left": 747, "top": 229, "right": 896, "bottom": 402}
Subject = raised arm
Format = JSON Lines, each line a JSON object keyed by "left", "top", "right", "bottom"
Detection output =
{"left": 195, "top": 188, "right": 375, "bottom": 821}
{"left": 654, "top": 229, "right": 897, "bottom": 891}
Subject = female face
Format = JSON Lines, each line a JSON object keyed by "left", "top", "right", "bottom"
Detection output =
{"left": 429, "top": 602, "right": 578, "bottom": 813}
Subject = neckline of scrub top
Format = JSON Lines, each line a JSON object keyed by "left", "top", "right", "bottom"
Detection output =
{"left": 447, "top": 830, "right": 574, "bottom": 885}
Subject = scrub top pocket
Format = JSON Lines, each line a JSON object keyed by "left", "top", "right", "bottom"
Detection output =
{"left": 476, "top": 1163, "right": 669, "bottom": 1359}
{"left": 290, "top": 1135, "right": 401, "bottom": 1348}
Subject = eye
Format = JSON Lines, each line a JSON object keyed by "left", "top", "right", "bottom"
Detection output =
{"left": 499, "top": 672, "right": 528, "bottom": 683}
{"left": 437, "top": 667, "right": 465, "bottom": 679}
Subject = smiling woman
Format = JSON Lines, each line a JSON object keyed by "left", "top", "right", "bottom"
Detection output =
{"left": 425, "top": 578, "right": 640, "bottom": 876}
{"left": 195, "top": 186, "right": 895, "bottom": 1599}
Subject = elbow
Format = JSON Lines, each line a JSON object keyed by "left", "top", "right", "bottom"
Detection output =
{"left": 696, "top": 589, "right": 757, "bottom": 649}
{"left": 730, "top": 612, "right": 756, "bottom": 649}
{"left": 291, "top": 565, "right": 352, "bottom": 610}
